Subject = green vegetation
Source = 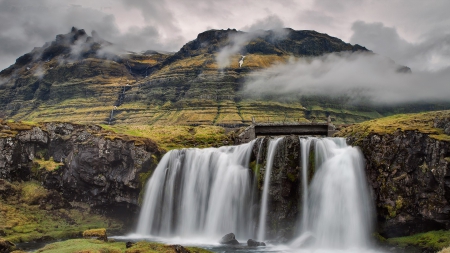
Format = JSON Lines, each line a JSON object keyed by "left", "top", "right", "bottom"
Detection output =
{"left": 387, "top": 230, "right": 450, "bottom": 251}
{"left": 338, "top": 110, "right": 450, "bottom": 143}
{"left": 33, "top": 157, "right": 63, "bottom": 171}
{"left": 100, "top": 124, "right": 230, "bottom": 150}
{"left": 33, "top": 239, "right": 212, "bottom": 253}
{"left": 35, "top": 239, "right": 125, "bottom": 253}
{"left": 0, "top": 181, "right": 123, "bottom": 243}
{"left": 0, "top": 119, "right": 37, "bottom": 137}
{"left": 83, "top": 228, "right": 108, "bottom": 241}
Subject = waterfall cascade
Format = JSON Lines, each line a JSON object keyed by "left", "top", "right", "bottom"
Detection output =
{"left": 136, "top": 141, "right": 256, "bottom": 240}
{"left": 135, "top": 137, "right": 379, "bottom": 252}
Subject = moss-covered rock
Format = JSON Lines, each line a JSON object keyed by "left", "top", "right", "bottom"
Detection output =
{"left": 82, "top": 228, "right": 107, "bottom": 241}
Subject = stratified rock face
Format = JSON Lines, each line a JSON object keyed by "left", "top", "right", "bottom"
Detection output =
{"left": 0, "top": 122, "right": 162, "bottom": 217}
{"left": 346, "top": 130, "right": 450, "bottom": 238}
{"left": 0, "top": 27, "right": 395, "bottom": 125}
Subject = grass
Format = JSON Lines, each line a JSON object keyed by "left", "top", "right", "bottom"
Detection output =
{"left": 100, "top": 124, "right": 229, "bottom": 150}
{"left": 0, "top": 181, "right": 123, "bottom": 243}
{"left": 33, "top": 239, "right": 213, "bottom": 253}
{"left": 338, "top": 110, "right": 450, "bottom": 142}
{"left": 33, "top": 157, "right": 63, "bottom": 171}
{"left": 35, "top": 239, "right": 125, "bottom": 253}
{"left": 387, "top": 230, "right": 450, "bottom": 251}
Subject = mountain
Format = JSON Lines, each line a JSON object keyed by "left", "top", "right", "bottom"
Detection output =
{"left": 0, "top": 27, "right": 439, "bottom": 126}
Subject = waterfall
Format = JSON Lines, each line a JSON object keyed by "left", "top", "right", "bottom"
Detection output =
{"left": 299, "top": 137, "right": 313, "bottom": 233}
{"left": 136, "top": 141, "right": 256, "bottom": 240}
{"left": 135, "top": 136, "right": 377, "bottom": 251}
{"left": 257, "top": 137, "right": 284, "bottom": 241}
{"left": 292, "top": 138, "right": 375, "bottom": 251}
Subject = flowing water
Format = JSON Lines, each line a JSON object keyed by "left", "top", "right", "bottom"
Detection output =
{"left": 133, "top": 137, "right": 384, "bottom": 253}
{"left": 257, "top": 137, "right": 283, "bottom": 241}
{"left": 136, "top": 141, "right": 256, "bottom": 240}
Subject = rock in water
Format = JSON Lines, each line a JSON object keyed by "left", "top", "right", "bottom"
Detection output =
{"left": 219, "top": 233, "right": 239, "bottom": 245}
{"left": 247, "top": 239, "right": 266, "bottom": 247}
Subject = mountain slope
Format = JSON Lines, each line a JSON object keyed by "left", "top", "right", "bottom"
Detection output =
{"left": 0, "top": 27, "right": 435, "bottom": 126}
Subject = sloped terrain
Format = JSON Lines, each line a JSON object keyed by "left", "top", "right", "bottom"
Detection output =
{"left": 1, "top": 27, "right": 440, "bottom": 126}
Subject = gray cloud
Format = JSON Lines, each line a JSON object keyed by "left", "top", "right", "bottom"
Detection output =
{"left": 350, "top": 21, "right": 450, "bottom": 71}
{"left": 216, "top": 15, "right": 287, "bottom": 69}
{"left": 1, "top": 0, "right": 450, "bottom": 74}
{"left": 0, "top": 0, "right": 183, "bottom": 70}
{"left": 243, "top": 52, "right": 450, "bottom": 105}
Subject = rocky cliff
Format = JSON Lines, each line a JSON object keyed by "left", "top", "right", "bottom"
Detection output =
{"left": 340, "top": 112, "right": 450, "bottom": 238}
{"left": 0, "top": 120, "right": 162, "bottom": 218}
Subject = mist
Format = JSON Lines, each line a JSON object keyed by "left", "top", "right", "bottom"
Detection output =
{"left": 243, "top": 52, "right": 450, "bottom": 105}
{"left": 216, "top": 15, "right": 287, "bottom": 69}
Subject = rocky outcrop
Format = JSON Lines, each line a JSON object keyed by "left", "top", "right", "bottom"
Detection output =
{"left": 0, "top": 122, "right": 162, "bottom": 219}
{"left": 346, "top": 129, "right": 450, "bottom": 238}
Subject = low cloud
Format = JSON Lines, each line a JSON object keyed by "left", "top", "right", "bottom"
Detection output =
{"left": 216, "top": 15, "right": 287, "bottom": 69}
{"left": 243, "top": 52, "right": 450, "bottom": 105}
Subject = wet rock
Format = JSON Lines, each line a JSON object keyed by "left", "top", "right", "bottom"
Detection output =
{"left": 125, "top": 241, "right": 134, "bottom": 248}
{"left": 247, "top": 239, "right": 266, "bottom": 247}
{"left": 219, "top": 233, "right": 239, "bottom": 245}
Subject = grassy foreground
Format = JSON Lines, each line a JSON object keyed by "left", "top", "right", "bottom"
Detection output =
{"left": 338, "top": 110, "right": 450, "bottom": 142}
{"left": 387, "top": 230, "right": 450, "bottom": 252}
{"left": 33, "top": 239, "right": 212, "bottom": 253}
{"left": 100, "top": 124, "right": 231, "bottom": 150}
{"left": 0, "top": 180, "right": 123, "bottom": 243}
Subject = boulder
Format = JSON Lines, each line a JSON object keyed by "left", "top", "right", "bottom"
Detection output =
{"left": 219, "top": 233, "right": 239, "bottom": 245}
{"left": 247, "top": 239, "right": 266, "bottom": 247}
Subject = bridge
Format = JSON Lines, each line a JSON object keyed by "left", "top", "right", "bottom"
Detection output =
{"left": 235, "top": 118, "right": 336, "bottom": 144}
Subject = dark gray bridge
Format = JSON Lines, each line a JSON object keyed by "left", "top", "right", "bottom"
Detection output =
{"left": 236, "top": 120, "right": 336, "bottom": 144}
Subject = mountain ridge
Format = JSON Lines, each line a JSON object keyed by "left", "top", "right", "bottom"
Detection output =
{"left": 0, "top": 27, "right": 435, "bottom": 126}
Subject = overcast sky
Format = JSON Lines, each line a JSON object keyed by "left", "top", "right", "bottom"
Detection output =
{"left": 0, "top": 0, "right": 449, "bottom": 72}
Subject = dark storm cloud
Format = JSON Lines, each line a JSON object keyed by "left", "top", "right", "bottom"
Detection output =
{"left": 350, "top": 21, "right": 450, "bottom": 71}
{"left": 243, "top": 52, "right": 450, "bottom": 104}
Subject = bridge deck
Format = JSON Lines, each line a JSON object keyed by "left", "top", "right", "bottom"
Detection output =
{"left": 236, "top": 122, "right": 336, "bottom": 144}
{"left": 255, "top": 124, "right": 329, "bottom": 136}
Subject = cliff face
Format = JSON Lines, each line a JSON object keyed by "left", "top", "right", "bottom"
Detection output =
{"left": 0, "top": 121, "right": 162, "bottom": 218}
{"left": 346, "top": 128, "right": 450, "bottom": 238}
